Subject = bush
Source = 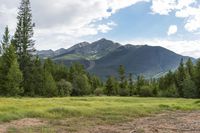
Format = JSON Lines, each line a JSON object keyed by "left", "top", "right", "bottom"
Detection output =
{"left": 57, "top": 79, "right": 72, "bottom": 96}
{"left": 183, "top": 78, "right": 198, "bottom": 98}
{"left": 94, "top": 87, "right": 104, "bottom": 96}
{"left": 158, "top": 84, "right": 178, "bottom": 97}
{"left": 139, "top": 85, "right": 153, "bottom": 97}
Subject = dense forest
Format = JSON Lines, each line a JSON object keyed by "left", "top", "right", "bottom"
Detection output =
{"left": 0, "top": 0, "right": 200, "bottom": 98}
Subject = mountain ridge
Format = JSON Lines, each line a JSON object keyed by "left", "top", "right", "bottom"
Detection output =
{"left": 37, "top": 38, "right": 195, "bottom": 79}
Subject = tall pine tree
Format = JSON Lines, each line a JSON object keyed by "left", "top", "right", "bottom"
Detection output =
{"left": 12, "top": 0, "right": 36, "bottom": 95}
{"left": 1, "top": 26, "right": 10, "bottom": 55}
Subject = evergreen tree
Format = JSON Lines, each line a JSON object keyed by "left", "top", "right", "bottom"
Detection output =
{"left": 136, "top": 75, "right": 146, "bottom": 95}
{"left": 128, "top": 73, "right": 135, "bottom": 96}
{"left": 186, "top": 58, "right": 194, "bottom": 79}
{"left": 0, "top": 45, "right": 23, "bottom": 96}
{"left": 175, "top": 59, "right": 186, "bottom": 97}
{"left": 12, "top": 0, "right": 36, "bottom": 95}
{"left": 105, "top": 76, "right": 118, "bottom": 96}
{"left": 195, "top": 59, "right": 200, "bottom": 97}
{"left": 182, "top": 72, "right": 197, "bottom": 98}
{"left": 1, "top": 26, "right": 10, "bottom": 54}
{"left": 72, "top": 74, "right": 91, "bottom": 96}
{"left": 88, "top": 75, "right": 102, "bottom": 93}
{"left": 43, "top": 70, "right": 57, "bottom": 97}
{"left": 6, "top": 55, "right": 23, "bottom": 96}
{"left": 28, "top": 57, "right": 44, "bottom": 96}
{"left": 118, "top": 65, "right": 125, "bottom": 84}
{"left": 118, "top": 65, "right": 128, "bottom": 95}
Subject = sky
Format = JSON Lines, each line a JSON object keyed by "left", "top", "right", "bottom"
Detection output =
{"left": 0, "top": 0, "right": 200, "bottom": 58}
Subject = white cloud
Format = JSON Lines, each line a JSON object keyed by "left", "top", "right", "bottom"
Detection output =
{"left": 167, "top": 25, "right": 178, "bottom": 35}
{"left": 124, "top": 38, "right": 200, "bottom": 58}
{"left": 151, "top": 0, "right": 200, "bottom": 32}
{"left": 151, "top": 0, "right": 177, "bottom": 15}
{"left": 0, "top": 0, "right": 148, "bottom": 50}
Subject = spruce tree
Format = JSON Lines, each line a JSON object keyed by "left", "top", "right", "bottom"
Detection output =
{"left": 6, "top": 53, "right": 23, "bottom": 96}
{"left": 175, "top": 59, "right": 186, "bottom": 97}
{"left": 1, "top": 26, "right": 10, "bottom": 54}
{"left": 186, "top": 58, "right": 194, "bottom": 79}
{"left": 0, "top": 45, "right": 23, "bottom": 96}
{"left": 43, "top": 70, "right": 57, "bottom": 97}
{"left": 105, "top": 76, "right": 117, "bottom": 96}
{"left": 12, "top": 0, "right": 36, "bottom": 95}
{"left": 128, "top": 73, "right": 135, "bottom": 96}
{"left": 195, "top": 59, "right": 200, "bottom": 97}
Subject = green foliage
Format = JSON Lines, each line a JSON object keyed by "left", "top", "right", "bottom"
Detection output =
{"left": 57, "top": 79, "right": 72, "bottom": 96}
{"left": 105, "top": 76, "right": 118, "bottom": 96}
{"left": 6, "top": 57, "right": 23, "bottom": 96}
{"left": 175, "top": 58, "right": 186, "bottom": 97}
{"left": 43, "top": 70, "right": 58, "bottom": 97}
{"left": 1, "top": 26, "right": 10, "bottom": 54}
{"left": 138, "top": 85, "right": 154, "bottom": 97}
{"left": 94, "top": 87, "right": 104, "bottom": 96}
{"left": 158, "top": 84, "right": 178, "bottom": 97}
{"left": 72, "top": 74, "right": 91, "bottom": 96}
{"left": 182, "top": 74, "right": 198, "bottom": 98}
{"left": 119, "top": 79, "right": 129, "bottom": 96}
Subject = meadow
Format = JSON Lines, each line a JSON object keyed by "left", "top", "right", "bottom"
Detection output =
{"left": 0, "top": 97, "right": 200, "bottom": 132}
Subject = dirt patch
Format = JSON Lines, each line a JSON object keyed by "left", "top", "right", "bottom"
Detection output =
{"left": 1, "top": 111, "right": 200, "bottom": 133}
{"left": 0, "top": 118, "right": 47, "bottom": 133}
{"left": 87, "top": 111, "right": 200, "bottom": 133}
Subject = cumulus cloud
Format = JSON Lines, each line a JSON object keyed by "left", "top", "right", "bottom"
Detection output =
{"left": 151, "top": 0, "right": 177, "bottom": 15}
{"left": 151, "top": 0, "right": 200, "bottom": 32}
{"left": 167, "top": 25, "right": 178, "bottom": 35}
{"left": 0, "top": 0, "right": 148, "bottom": 50}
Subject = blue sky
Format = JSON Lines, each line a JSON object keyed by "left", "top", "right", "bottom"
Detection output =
{"left": 87, "top": 1, "right": 184, "bottom": 40}
{"left": 0, "top": 0, "right": 200, "bottom": 57}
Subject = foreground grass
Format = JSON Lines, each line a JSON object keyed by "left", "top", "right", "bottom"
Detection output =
{"left": 0, "top": 97, "right": 200, "bottom": 124}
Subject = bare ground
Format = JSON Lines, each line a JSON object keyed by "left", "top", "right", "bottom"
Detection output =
{"left": 0, "top": 118, "right": 47, "bottom": 133}
{"left": 88, "top": 111, "right": 200, "bottom": 133}
{"left": 1, "top": 111, "right": 200, "bottom": 133}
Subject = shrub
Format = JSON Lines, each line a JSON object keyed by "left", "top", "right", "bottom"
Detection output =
{"left": 57, "top": 79, "right": 72, "bottom": 96}
{"left": 94, "top": 87, "right": 104, "bottom": 96}
{"left": 139, "top": 85, "right": 153, "bottom": 97}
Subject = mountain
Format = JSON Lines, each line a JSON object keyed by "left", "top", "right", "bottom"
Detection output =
{"left": 53, "top": 38, "right": 121, "bottom": 60}
{"left": 37, "top": 49, "right": 55, "bottom": 58}
{"left": 37, "top": 39, "right": 195, "bottom": 79}
{"left": 90, "top": 44, "right": 192, "bottom": 79}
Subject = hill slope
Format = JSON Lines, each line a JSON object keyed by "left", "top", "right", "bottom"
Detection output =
{"left": 90, "top": 44, "right": 191, "bottom": 79}
{"left": 37, "top": 39, "right": 194, "bottom": 79}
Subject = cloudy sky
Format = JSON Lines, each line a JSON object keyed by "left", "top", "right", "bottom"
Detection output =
{"left": 0, "top": 0, "right": 200, "bottom": 58}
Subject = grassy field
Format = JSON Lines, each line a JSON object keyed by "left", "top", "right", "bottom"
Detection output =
{"left": 0, "top": 97, "right": 200, "bottom": 132}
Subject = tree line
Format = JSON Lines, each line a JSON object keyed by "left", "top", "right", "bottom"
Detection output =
{"left": 0, "top": 0, "right": 199, "bottom": 98}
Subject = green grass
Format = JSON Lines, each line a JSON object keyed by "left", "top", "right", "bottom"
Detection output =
{"left": 0, "top": 97, "right": 200, "bottom": 123}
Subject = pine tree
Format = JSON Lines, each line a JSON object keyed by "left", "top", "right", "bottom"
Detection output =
{"left": 0, "top": 45, "right": 23, "bottom": 96}
{"left": 1, "top": 26, "right": 10, "bottom": 54}
{"left": 12, "top": 0, "right": 36, "bottom": 95}
{"left": 118, "top": 65, "right": 127, "bottom": 95}
{"left": 6, "top": 55, "right": 23, "bottom": 96}
{"left": 72, "top": 74, "right": 91, "bottom": 96}
{"left": 182, "top": 72, "right": 197, "bottom": 98}
{"left": 105, "top": 76, "right": 118, "bottom": 96}
{"left": 128, "top": 73, "right": 135, "bottom": 96}
{"left": 186, "top": 58, "right": 194, "bottom": 79}
{"left": 195, "top": 59, "right": 200, "bottom": 97}
{"left": 175, "top": 59, "right": 186, "bottom": 97}
{"left": 43, "top": 70, "right": 57, "bottom": 97}
{"left": 118, "top": 65, "right": 125, "bottom": 84}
